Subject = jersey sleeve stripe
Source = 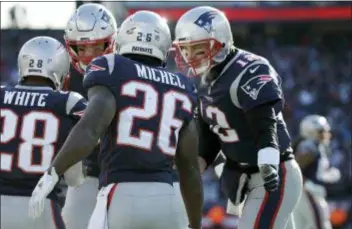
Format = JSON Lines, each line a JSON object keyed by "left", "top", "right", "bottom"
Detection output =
{"left": 66, "top": 92, "right": 84, "bottom": 115}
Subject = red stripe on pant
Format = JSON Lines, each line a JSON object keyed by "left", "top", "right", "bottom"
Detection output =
{"left": 107, "top": 183, "right": 118, "bottom": 210}
{"left": 50, "top": 200, "right": 66, "bottom": 229}
{"left": 306, "top": 190, "right": 324, "bottom": 229}
{"left": 254, "top": 162, "right": 287, "bottom": 229}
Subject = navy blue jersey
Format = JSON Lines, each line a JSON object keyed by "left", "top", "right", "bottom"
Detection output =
{"left": 198, "top": 49, "right": 291, "bottom": 165}
{"left": 83, "top": 54, "right": 197, "bottom": 187}
{"left": 294, "top": 139, "right": 332, "bottom": 184}
{"left": 64, "top": 66, "right": 100, "bottom": 177}
{"left": 0, "top": 85, "right": 87, "bottom": 199}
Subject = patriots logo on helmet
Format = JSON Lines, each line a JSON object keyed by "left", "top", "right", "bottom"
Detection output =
{"left": 101, "top": 11, "right": 111, "bottom": 24}
{"left": 241, "top": 75, "right": 273, "bottom": 100}
{"left": 194, "top": 11, "right": 217, "bottom": 33}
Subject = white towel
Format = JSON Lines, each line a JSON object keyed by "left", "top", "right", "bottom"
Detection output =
{"left": 226, "top": 174, "right": 248, "bottom": 216}
{"left": 226, "top": 198, "right": 246, "bottom": 216}
{"left": 87, "top": 183, "right": 116, "bottom": 229}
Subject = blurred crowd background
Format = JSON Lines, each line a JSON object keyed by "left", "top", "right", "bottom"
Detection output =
{"left": 1, "top": 1, "right": 351, "bottom": 229}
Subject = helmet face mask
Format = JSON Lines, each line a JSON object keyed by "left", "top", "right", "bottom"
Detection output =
{"left": 64, "top": 3, "right": 118, "bottom": 74}
{"left": 318, "top": 129, "right": 332, "bottom": 145}
{"left": 64, "top": 34, "right": 116, "bottom": 73}
{"left": 173, "top": 38, "right": 223, "bottom": 77}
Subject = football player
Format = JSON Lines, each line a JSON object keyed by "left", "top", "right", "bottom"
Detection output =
{"left": 173, "top": 6, "right": 303, "bottom": 229}
{"left": 0, "top": 36, "right": 86, "bottom": 229}
{"left": 61, "top": 3, "right": 118, "bottom": 229}
{"left": 29, "top": 11, "right": 203, "bottom": 229}
{"left": 293, "top": 115, "right": 339, "bottom": 229}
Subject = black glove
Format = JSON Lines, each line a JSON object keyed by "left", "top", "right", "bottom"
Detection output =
{"left": 259, "top": 164, "right": 279, "bottom": 192}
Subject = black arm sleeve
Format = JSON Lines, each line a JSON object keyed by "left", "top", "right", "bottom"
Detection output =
{"left": 196, "top": 106, "right": 221, "bottom": 167}
{"left": 245, "top": 102, "right": 279, "bottom": 151}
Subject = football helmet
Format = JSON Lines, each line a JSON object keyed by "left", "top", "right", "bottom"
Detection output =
{"left": 300, "top": 115, "right": 331, "bottom": 141}
{"left": 18, "top": 36, "right": 70, "bottom": 89}
{"left": 64, "top": 3, "right": 118, "bottom": 73}
{"left": 117, "top": 10, "right": 171, "bottom": 63}
{"left": 173, "top": 6, "right": 233, "bottom": 77}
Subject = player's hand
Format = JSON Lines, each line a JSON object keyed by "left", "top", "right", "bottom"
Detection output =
{"left": 28, "top": 167, "right": 60, "bottom": 219}
{"left": 259, "top": 164, "right": 279, "bottom": 192}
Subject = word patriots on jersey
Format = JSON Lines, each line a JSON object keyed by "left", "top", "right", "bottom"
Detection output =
{"left": 241, "top": 74, "right": 273, "bottom": 100}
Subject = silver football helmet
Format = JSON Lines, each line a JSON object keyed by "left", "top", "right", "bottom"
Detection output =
{"left": 64, "top": 3, "right": 118, "bottom": 73}
{"left": 117, "top": 10, "right": 171, "bottom": 63}
{"left": 173, "top": 6, "right": 233, "bottom": 77}
{"left": 300, "top": 115, "right": 331, "bottom": 141}
{"left": 18, "top": 36, "right": 70, "bottom": 89}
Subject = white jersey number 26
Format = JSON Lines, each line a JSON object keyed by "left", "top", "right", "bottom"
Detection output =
{"left": 116, "top": 81, "right": 193, "bottom": 156}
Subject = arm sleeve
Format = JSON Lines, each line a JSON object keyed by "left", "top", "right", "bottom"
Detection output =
{"left": 244, "top": 102, "right": 279, "bottom": 151}
{"left": 196, "top": 105, "right": 221, "bottom": 167}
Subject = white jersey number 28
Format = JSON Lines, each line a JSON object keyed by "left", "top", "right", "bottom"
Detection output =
{"left": 1, "top": 109, "right": 58, "bottom": 173}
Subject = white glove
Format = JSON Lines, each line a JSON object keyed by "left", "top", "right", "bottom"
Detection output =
{"left": 28, "top": 167, "right": 60, "bottom": 219}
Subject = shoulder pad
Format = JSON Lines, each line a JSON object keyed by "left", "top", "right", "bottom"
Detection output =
{"left": 83, "top": 54, "right": 116, "bottom": 91}
{"left": 240, "top": 63, "right": 280, "bottom": 99}
{"left": 84, "top": 54, "right": 114, "bottom": 79}
{"left": 230, "top": 60, "right": 279, "bottom": 109}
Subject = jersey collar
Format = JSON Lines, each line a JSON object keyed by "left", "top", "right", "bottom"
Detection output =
{"left": 15, "top": 85, "right": 54, "bottom": 91}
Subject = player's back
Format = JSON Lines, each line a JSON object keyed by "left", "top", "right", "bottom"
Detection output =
{"left": 84, "top": 54, "right": 197, "bottom": 187}
{"left": 0, "top": 85, "right": 86, "bottom": 199}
